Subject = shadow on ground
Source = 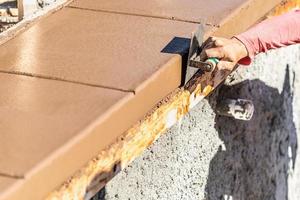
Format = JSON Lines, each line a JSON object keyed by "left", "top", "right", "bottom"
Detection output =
{"left": 205, "top": 66, "right": 297, "bottom": 200}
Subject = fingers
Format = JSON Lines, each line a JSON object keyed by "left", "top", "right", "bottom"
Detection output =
{"left": 201, "top": 37, "right": 215, "bottom": 50}
{"left": 201, "top": 37, "right": 230, "bottom": 59}
{"left": 200, "top": 37, "right": 239, "bottom": 73}
{"left": 205, "top": 47, "right": 225, "bottom": 59}
{"left": 216, "top": 61, "right": 235, "bottom": 71}
{"left": 211, "top": 37, "right": 225, "bottom": 47}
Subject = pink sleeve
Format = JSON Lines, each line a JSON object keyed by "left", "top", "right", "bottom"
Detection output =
{"left": 234, "top": 9, "right": 300, "bottom": 65}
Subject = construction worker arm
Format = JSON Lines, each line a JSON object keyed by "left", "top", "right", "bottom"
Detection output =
{"left": 202, "top": 9, "right": 300, "bottom": 71}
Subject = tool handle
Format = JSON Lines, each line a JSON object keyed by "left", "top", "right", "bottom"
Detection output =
{"left": 205, "top": 58, "right": 219, "bottom": 71}
{"left": 188, "top": 56, "right": 220, "bottom": 72}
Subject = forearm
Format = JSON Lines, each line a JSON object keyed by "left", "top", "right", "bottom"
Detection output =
{"left": 235, "top": 9, "right": 300, "bottom": 64}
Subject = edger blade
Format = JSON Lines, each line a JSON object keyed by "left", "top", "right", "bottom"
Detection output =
{"left": 185, "top": 25, "right": 204, "bottom": 85}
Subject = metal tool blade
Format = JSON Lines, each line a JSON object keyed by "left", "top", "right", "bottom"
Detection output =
{"left": 184, "top": 25, "right": 204, "bottom": 85}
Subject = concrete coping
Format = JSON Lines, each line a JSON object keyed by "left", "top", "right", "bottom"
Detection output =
{"left": 0, "top": 0, "right": 286, "bottom": 199}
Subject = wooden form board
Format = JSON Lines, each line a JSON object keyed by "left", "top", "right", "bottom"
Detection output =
{"left": 0, "top": 0, "right": 288, "bottom": 199}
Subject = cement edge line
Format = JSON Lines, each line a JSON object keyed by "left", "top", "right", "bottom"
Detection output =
{"left": 0, "top": 70, "right": 135, "bottom": 94}
{"left": 0, "top": 173, "right": 24, "bottom": 180}
{"left": 67, "top": 5, "right": 220, "bottom": 27}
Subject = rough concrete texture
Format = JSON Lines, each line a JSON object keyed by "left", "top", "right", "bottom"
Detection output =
{"left": 93, "top": 44, "right": 300, "bottom": 200}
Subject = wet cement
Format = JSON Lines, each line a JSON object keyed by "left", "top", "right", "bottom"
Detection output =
{"left": 93, "top": 44, "right": 300, "bottom": 200}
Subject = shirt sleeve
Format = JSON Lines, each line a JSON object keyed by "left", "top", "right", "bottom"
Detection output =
{"left": 234, "top": 9, "right": 300, "bottom": 65}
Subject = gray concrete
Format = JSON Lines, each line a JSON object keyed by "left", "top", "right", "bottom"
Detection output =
{"left": 95, "top": 44, "right": 300, "bottom": 200}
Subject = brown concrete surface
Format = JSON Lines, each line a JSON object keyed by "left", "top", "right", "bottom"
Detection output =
{"left": 70, "top": 0, "right": 245, "bottom": 25}
{"left": 70, "top": 0, "right": 281, "bottom": 28}
{"left": 211, "top": 0, "right": 282, "bottom": 37}
{"left": 0, "top": 177, "right": 16, "bottom": 196}
{"left": 0, "top": 73, "right": 128, "bottom": 176}
{"left": 0, "top": 73, "right": 144, "bottom": 200}
{"left": 0, "top": 8, "right": 197, "bottom": 92}
{"left": 69, "top": 0, "right": 282, "bottom": 39}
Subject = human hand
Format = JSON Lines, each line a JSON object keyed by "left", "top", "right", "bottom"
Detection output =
{"left": 200, "top": 37, "right": 248, "bottom": 72}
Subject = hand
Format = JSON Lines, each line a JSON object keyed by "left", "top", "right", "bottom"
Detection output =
{"left": 200, "top": 37, "right": 248, "bottom": 71}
